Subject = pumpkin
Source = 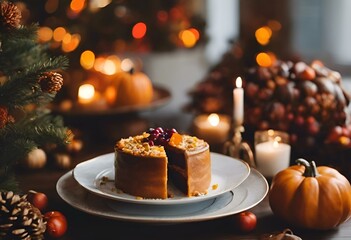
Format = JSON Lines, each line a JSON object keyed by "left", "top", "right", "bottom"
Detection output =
{"left": 269, "top": 158, "right": 351, "bottom": 230}
{"left": 107, "top": 71, "right": 153, "bottom": 107}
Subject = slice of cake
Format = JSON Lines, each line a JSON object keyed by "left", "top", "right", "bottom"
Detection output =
{"left": 114, "top": 127, "right": 211, "bottom": 199}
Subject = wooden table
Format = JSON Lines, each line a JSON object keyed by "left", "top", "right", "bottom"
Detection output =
{"left": 16, "top": 111, "right": 351, "bottom": 240}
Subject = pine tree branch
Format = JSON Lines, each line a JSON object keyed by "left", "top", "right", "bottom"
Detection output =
{"left": 0, "top": 24, "right": 41, "bottom": 73}
{"left": 1, "top": 23, "right": 38, "bottom": 39}
{"left": 0, "top": 112, "right": 70, "bottom": 161}
{"left": 0, "top": 6, "right": 71, "bottom": 192}
{"left": 0, "top": 56, "right": 68, "bottom": 108}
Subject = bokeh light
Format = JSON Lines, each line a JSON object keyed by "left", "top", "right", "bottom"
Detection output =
{"left": 53, "top": 27, "right": 67, "bottom": 42}
{"left": 132, "top": 22, "right": 147, "bottom": 39}
{"left": 38, "top": 27, "right": 53, "bottom": 42}
{"left": 78, "top": 84, "right": 95, "bottom": 100}
{"left": 80, "top": 50, "right": 95, "bottom": 70}
{"left": 256, "top": 52, "right": 277, "bottom": 67}
{"left": 179, "top": 29, "right": 197, "bottom": 48}
{"left": 268, "top": 20, "right": 282, "bottom": 31}
{"left": 70, "top": 0, "right": 85, "bottom": 13}
{"left": 62, "top": 33, "right": 80, "bottom": 52}
{"left": 255, "top": 26, "right": 272, "bottom": 45}
{"left": 121, "top": 58, "right": 134, "bottom": 72}
{"left": 256, "top": 52, "right": 273, "bottom": 67}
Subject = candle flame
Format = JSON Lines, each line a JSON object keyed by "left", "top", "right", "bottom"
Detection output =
{"left": 78, "top": 84, "right": 95, "bottom": 100}
{"left": 273, "top": 136, "right": 281, "bottom": 148}
{"left": 208, "top": 113, "right": 220, "bottom": 127}
{"left": 268, "top": 129, "right": 275, "bottom": 136}
{"left": 236, "top": 77, "right": 242, "bottom": 88}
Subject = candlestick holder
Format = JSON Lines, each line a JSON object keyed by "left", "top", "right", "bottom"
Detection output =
{"left": 223, "top": 125, "right": 255, "bottom": 167}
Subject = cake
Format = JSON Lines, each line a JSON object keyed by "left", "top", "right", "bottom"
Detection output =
{"left": 114, "top": 127, "right": 211, "bottom": 199}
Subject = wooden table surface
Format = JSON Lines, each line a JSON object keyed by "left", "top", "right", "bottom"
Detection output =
{"left": 16, "top": 111, "right": 351, "bottom": 240}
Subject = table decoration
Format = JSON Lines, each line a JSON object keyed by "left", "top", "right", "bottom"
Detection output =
{"left": 193, "top": 113, "right": 230, "bottom": 144}
{"left": 261, "top": 229, "right": 302, "bottom": 240}
{"left": 77, "top": 83, "right": 108, "bottom": 110}
{"left": 108, "top": 70, "right": 154, "bottom": 107}
{"left": 269, "top": 158, "right": 351, "bottom": 230}
{"left": 21, "top": 148, "right": 47, "bottom": 169}
{"left": 52, "top": 84, "right": 171, "bottom": 117}
{"left": 254, "top": 129, "right": 291, "bottom": 178}
{"left": 187, "top": 55, "right": 351, "bottom": 180}
{"left": 233, "top": 77, "right": 244, "bottom": 126}
{"left": 223, "top": 77, "right": 255, "bottom": 167}
{"left": 0, "top": 191, "right": 46, "bottom": 239}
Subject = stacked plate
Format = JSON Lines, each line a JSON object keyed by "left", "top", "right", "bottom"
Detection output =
{"left": 56, "top": 152, "right": 268, "bottom": 223}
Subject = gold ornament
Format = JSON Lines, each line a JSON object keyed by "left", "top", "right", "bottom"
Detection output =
{"left": 0, "top": 191, "right": 46, "bottom": 239}
{"left": 54, "top": 153, "right": 71, "bottom": 169}
{"left": 23, "top": 148, "right": 47, "bottom": 169}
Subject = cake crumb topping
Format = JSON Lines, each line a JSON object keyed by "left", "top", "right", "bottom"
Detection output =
{"left": 116, "top": 130, "right": 208, "bottom": 157}
{"left": 169, "top": 134, "right": 207, "bottom": 151}
{"left": 116, "top": 132, "right": 166, "bottom": 157}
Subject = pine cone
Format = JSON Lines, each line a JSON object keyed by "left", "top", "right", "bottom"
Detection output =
{"left": 38, "top": 72, "right": 64, "bottom": 93}
{"left": 0, "top": 1, "right": 21, "bottom": 31}
{"left": 0, "top": 191, "right": 46, "bottom": 240}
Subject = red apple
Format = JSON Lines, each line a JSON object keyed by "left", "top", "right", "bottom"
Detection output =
{"left": 233, "top": 211, "right": 257, "bottom": 232}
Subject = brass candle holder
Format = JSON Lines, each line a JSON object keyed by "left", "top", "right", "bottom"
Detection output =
{"left": 223, "top": 124, "right": 255, "bottom": 167}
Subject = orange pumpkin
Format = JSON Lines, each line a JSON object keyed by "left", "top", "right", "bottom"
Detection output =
{"left": 107, "top": 71, "right": 153, "bottom": 107}
{"left": 269, "top": 158, "right": 351, "bottom": 230}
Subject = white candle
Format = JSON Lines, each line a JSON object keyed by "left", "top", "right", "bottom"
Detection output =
{"left": 233, "top": 77, "right": 244, "bottom": 126}
{"left": 193, "top": 113, "right": 230, "bottom": 144}
{"left": 255, "top": 138, "right": 291, "bottom": 178}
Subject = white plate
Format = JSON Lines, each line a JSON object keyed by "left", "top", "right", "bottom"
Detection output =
{"left": 57, "top": 168, "right": 268, "bottom": 223}
{"left": 73, "top": 152, "right": 250, "bottom": 205}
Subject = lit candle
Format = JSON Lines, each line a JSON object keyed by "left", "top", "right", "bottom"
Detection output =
{"left": 193, "top": 113, "right": 230, "bottom": 144}
{"left": 233, "top": 77, "right": 244, "bottom": 127}
{"left": 77, "top": 83, "right": 107, "bottom": 110}
{"left": 255, "top": 136, "right": 291, "bottom": 178}
{"left": 78, "top": 84, "right": 95, "bottom": 104}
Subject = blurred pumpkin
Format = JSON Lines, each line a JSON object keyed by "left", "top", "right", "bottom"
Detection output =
{"left": 269, "top": 158, "right": 351, "bottom": 230}
{"left": 106, "top": 71, "right": 153, "bottom": 107}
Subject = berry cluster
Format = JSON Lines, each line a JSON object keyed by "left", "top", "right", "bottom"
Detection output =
{"left": 145, "top": 127, "right": 177, "bottom": 146}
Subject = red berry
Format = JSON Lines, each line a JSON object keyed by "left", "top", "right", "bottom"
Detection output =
{"left": 45, "top": 211, "right": 67, "bottom": 238}
{"left": 156, "top": 127, "right": 164, "bottom": 133}
{"left": 27, "top": 190, "right": 48, "bottom": 211}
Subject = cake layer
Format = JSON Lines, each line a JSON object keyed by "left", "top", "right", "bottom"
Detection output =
{"left": 115, "top": 150, "right": 168, "bottom": 199}
{"left": 167, "top": 143, "right": 211, "bottom": 196}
